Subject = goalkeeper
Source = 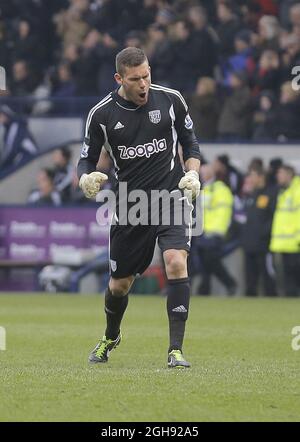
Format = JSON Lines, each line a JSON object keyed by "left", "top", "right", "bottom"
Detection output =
{"left": 77, "top": 47, "right": 201, "bottom": 368}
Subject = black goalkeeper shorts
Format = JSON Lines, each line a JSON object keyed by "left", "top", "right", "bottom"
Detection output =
{"left": 109, "top": 191, "right": 193, "bottom": 278}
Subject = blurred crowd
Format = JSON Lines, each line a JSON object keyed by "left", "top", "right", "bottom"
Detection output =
{"left": 26, "top": 145, "right": 114, "bottom": 207}
{"left": 190, "top": 154, "right": 300, "bottom": 297}
{"left": 1, "top": 0, "right": 300, "bottom": 140}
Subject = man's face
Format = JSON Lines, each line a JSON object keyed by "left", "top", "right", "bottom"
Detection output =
{"left": 37, "top": 171, "right": 53, "bottom": 196}
{"left": 52, "top": 149, "right": 65, "bottom": 167}
{"left": 115, "top": 61, "right": 151, "bottom": 106}
{"left": 249, "top": 170, "right": 263, "bottom": 189}
{"left": 277, "top": 168, "right": 292, "bottom": 187}
{"left": 213, "top": 159, "right": 226, "bottom": 175}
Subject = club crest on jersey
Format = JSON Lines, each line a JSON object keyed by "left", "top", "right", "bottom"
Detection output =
{"left": 110, "top": 259, "right": 117, "bottom": 272}
{"left": 149, "top": 110, "right": 161, "bottom": 124}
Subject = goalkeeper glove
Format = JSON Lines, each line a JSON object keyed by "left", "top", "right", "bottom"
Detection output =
{"left": 79, "top": 171, "right": 108, "bottom": 199}
{"left": 178, "top": 170, "right": 201, "bottom": 201}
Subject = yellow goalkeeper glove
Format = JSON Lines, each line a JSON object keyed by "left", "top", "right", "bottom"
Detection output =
{"left": 79, "top": 171, "right": 108, "bottom": 199}
{"left": 178, "top": 170, "right": 201, "bottom": 201}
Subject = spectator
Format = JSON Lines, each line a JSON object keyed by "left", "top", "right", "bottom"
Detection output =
{"left": 138, "top": 0, "right": 158, "bottom": 30}
{"left": 289, "top": 2, "right": 300, "bottom": 29}
{"left": 0, "top": 105, "right": 38, "bottom": 178}
{"left": 279, "top": 1, "right": 299, "bottom": 29}
{"left": 267, "top": 157, "right": 283, "bottom": 187}
{"left": 146, "top": 24, "right": 171, "bottom": 86}
{"left": 96, "top": 32, "right": 119, "bottom": 97}
{"left": 187, "top": 5, "right": 218, "bottom": 78}
{"left": 51, "top": 62, "right": 76, "bottom": 115}
{"left": 9, "top": 59, "right": 40, "bottom": 96}
{"left": 281, "top": 33, "right": 300, "bottom": 80}
{"left": 13, "top": 19, "right": 44, "bottom": 76}
{"left": 74, "top": 29, "right": 101, "bottom": 96}
{"left": 218, "top": 71, "right": 252, "bottom": 141}
{"left": 187, "top": 77, "right": 220, "bottom": 141}
{"left": 222, "top": 29, "right": 255, "bottom": 87}
{"left": 270, "top": 165, "right": 300, "bottom": 296}
{"left": 154, "top": 6, "right": 176, "bottom": 28}
{"left": 213, "top": 154, "right": 244, "bottom": 195}
{"left": 241, "top": 167, "right": 278, "bottom": 296}
{"left": 248, "top": 157, "right": 264, "bottom": 171}
{"left": 275, "top": 81, "right": 300, "bottom": 141}
{"left": 257, "top": 15, "right": 280, "bottom": 53}
{"left": 53, "top": 0, "right": 90, "bottom": 50}
{"left": 216, "top": 0, "right": 242, "bottom": 58}
{"left": 167, "top": 20, "right": 200, "bottom": 92}
{"left": 252, "top": 49, "right": 282, "bottom": 96}
{"left": 28, "top": 168, "right": 62, "bottom": 206}
{"left": 252, "top": 90, "right": 278, "bottom": 141}
{"left": 194, "top": 163, "right": 237, "bottom": 296}
{"left": 52, "top": 147, "right": 74, "bottom": 202}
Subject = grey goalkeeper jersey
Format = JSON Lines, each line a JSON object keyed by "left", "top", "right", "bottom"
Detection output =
{"left": 77, "top": 83, "right": 201, "bottom": 193}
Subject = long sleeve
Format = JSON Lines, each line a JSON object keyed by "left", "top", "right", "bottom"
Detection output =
{"left": 173, "top": 94, "right": 201, "bottom": 163}
{"left": 77, "top": 113, "right": 105, "bottom": 178}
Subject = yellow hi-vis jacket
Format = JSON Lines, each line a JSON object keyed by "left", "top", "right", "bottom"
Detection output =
{"left": 270, "top": 176, "right": 300, "bottom": 253}
{"left": 203, "top": 180, "right": 233, "bottom": 237}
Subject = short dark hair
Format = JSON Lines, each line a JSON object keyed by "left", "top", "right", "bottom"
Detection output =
{"left": 249, "top": 166, "right": 266, "bottom": 177}
{"left": 248, "top": 157, "right": 264, "bottom": 173}
{"left": 59, "top": 146, "right": 71, "bottom": 161}
{"left": 42, "top": 168, "right": 55, "bottom": 182}
{"left": 116, "top": 47, "right": 147, "bottom": 76}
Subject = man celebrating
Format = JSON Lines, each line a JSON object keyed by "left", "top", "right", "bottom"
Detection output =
{"left": 77, "top": 47, "right": 201, "bottom": 368}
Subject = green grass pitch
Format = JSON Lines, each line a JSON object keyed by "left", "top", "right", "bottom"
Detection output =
{"left": 0, "top": 293, "right": 300, "bottom": 422}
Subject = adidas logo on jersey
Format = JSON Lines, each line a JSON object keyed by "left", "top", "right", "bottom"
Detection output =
{"left": 118, "top": 138, "right": 167, "bottom": 160}
{"left": 172, "top": 305, "right": 188, "bottom": 313}
{"left": 114, "top": 121, "right": 124, "bottom": 130}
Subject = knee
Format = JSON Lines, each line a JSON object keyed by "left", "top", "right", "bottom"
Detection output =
{"left": 164, "top": 250, "right": 187, "bottom": 279}
{"left": 109, "top": 276, "right": 134, "bottom": 296}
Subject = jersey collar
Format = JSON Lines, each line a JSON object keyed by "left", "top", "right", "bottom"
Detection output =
{"left": 113, "top": 88, "right": 144, "bottom": 111}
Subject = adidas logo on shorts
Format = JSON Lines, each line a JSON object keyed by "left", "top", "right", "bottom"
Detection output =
{"left": 172, "top": 305, "right": 187, "bottom": 313}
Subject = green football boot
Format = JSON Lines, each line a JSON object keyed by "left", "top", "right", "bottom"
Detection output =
{"left": 168, "top": 349, "right": 191, "bottom": 369}
{"left": 89, "top": 333, "right": 121, "bottom": 363}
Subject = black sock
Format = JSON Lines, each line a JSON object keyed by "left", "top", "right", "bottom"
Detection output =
{"left": 166, "top": 277, "right": 190, "bottom": 353}
{"left": 104, "top": 287, "right": 128, "bottom": 340}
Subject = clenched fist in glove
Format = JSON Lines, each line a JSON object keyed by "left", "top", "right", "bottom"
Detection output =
{"left": 79, "top": 171, "right": 108, "bottom": 199}
{"left": 178, "top": 170, "right": 201, "bottom": 201}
